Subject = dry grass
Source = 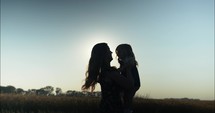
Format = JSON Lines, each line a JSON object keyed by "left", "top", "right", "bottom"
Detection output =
{"left": 0, "top": 94, "right": 214, "bottom": 113}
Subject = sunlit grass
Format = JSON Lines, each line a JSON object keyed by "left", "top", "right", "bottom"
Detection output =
{"left": 0, "top": 94, "right": 214, "bottom": 113}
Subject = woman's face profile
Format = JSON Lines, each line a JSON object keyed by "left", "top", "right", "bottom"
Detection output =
{"left": 106, "top": 47, "right": 113, "bottom": 63}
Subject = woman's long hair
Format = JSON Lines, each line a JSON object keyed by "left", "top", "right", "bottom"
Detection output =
{"left": 82, "top": 43, "right": 108, "bottom": 92}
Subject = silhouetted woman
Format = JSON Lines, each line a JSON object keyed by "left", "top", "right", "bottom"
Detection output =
{"left": 82, "top": 43, "right": 134, "bottom": 113}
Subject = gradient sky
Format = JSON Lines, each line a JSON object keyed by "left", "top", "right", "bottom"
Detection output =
{"left": 1, "top": 0, "right": 214, "bottom": 100}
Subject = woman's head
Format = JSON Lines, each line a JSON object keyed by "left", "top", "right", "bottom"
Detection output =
{"left": 90, "top": 43, "right": 112, "bottom": 65}
{"left": 82, "top": 43, "right": 112, "bottom": 91}
{"left": 116, "top": 44, "right": 137, "bottom": 65}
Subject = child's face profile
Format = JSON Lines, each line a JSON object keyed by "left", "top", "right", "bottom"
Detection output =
{"left": 116, "top": 48, "right": 126, "bottom": 60}
{"left": 116, "top": 48, "right": 129, "bottom": 67}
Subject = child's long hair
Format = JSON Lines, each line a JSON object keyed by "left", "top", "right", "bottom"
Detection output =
{"left": 116, "top": 44, "right": 140, "bottom": 90}
{"left": 116, "top": 44, "right": 138, "bottom": 66}
{"left": 82, "top": 43, "right": 108, "bottom": 92}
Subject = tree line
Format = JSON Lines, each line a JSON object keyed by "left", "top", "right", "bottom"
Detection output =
{"left": 0, "top": 85, "right": 101, "bottom": 97}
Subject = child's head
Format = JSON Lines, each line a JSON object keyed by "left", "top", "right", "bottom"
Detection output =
{"left": 116, "top": 44, "right": 134, "bottom": 59}
{"left": 116, "top": 44, "right": 138, "bottom": 66}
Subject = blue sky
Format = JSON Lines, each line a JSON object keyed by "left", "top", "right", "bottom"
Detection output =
{"left": 1, "top": 0, "right": 214, "bottom": 100}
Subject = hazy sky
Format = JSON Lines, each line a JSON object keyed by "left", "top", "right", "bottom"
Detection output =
{"left": 1, "top": 0, "right": 214, "bottom": 100}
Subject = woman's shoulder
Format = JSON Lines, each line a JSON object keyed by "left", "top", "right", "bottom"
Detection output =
{"left": 109, "top": 66, "right": 118, "bottom": 71}
{"left": 106, "top": 67, "right": 121, "bottom": 78}
{"left": 101, "top": 67, "right": 119, "bottom": 76}
{"left": 110, "top": 67, "right": 122, "bottom": 75}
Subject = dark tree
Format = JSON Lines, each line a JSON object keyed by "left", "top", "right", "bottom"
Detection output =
{"left": 0, "top": 85, "right": 16, "bottom": 93}
{"left": 16, "top": 88, "right": 24, "bottom": 94}
{"left": 55, "top": 87, "right": 62, "bottom": 96}
{"left": 42, "top": 86, "right": 54, "bottom": 96}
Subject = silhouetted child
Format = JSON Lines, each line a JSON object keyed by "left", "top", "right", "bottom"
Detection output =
{"left": 116, "top": 44, "right": 141, "bottom": 113}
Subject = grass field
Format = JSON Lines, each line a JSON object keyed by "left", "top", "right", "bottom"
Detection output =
{"left": 0, "top": 94, "right": 214, "bottom": 113}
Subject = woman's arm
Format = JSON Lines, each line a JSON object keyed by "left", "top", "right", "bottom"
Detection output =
{"left": 110, "top": 69, "right": 134, "bottom": 90}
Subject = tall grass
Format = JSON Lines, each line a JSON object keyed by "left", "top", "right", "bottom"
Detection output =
{"left": 1, "top": 94, "right": 99, "bottom": 113}
{"left": 0, "top": 94, "right": 214, "bottom": 113}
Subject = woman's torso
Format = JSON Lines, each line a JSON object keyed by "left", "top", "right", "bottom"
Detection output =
{"left": 99, "top": 67, "right": 123, "bottom": 113}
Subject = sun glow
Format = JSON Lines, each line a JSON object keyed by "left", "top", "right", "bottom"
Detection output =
{"left": 83, "top": 31, "right": 120, "bottom": 68}
{"left": 77, "top": 31, "right": 121, "bottom": 91}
